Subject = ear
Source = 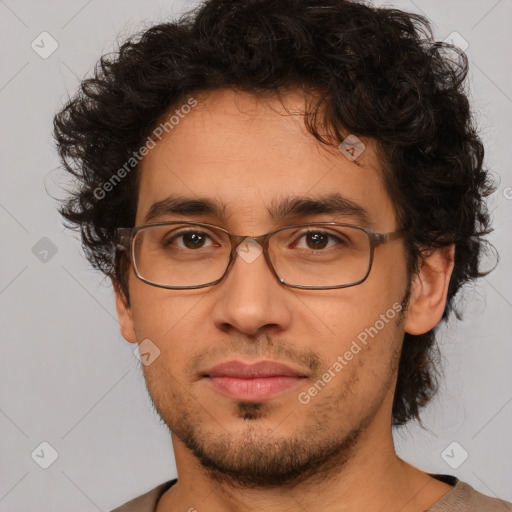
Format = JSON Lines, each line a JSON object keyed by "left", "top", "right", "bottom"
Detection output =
{"left": 114, "top": 283, "right": 137, "bottom": 343}
{"left": 403, "top": 244, "right": 455, "bottom": 335}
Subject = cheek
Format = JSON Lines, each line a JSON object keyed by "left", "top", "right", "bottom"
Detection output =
{"left": 295, "top": 319, "right": 402, "bottom": 437}
{"left": 129, "top": 267, "right": 205, "bottom": 338}
{"left": 129, "top": 294, "right": 207, "bottom": 384}
{"left": 317, "top": 297, "right": 404, "bottom": 392}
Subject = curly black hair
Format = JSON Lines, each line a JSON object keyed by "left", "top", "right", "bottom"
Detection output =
{"left": 53, "top": 0, "right": 496, "bottom": 426}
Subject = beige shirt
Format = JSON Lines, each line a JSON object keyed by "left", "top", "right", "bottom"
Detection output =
{"left": 111, "top": 475, "right": 512, "bottom": 511}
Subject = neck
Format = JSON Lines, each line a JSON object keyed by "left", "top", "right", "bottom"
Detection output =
{"left": 157, "top": 396, "right": 452, "bottom": 512}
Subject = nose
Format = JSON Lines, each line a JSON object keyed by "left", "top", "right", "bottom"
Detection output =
{"left": 210, "top": 239, "right": 293, "bottom": 337}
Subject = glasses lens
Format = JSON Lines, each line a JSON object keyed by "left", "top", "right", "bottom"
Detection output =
{"left": 133, "top": 223, "right": 231, "bottom": 287}
{"left": 132, "top": 223, "right": 371, "bottom": 289}
{"left": 269, "top": 224, "right": 371, "bottom": 287}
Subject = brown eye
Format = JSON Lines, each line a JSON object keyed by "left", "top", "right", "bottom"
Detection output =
{"left": 180, "top": 232, "right": 207, "bottom": 249}
{"left": 305, "top": 232, "right": 329, "bottom": 250}
{"left": 163, "top": 230, "right": 215, "bottom": 250}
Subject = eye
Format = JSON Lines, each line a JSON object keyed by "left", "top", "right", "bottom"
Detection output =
{"left": 294, "top": 231, "right": 344, "bottom": 251}
{"left": 163, "top": 229, "right": 217, "bottom": 250}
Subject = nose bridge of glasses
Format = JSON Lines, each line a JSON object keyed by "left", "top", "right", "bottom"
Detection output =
{"left": 229, "top": 233, "right": 267, "bottom": 250}
{"left": 227, "top": 233, "right": 274, "bottom": 274}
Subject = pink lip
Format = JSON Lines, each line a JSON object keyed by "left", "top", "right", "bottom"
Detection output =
{"left": 203, "top": 360, "right": 308, "bottom": 401}
{"left": 206, "top": 360, "right": 307, "bottom": 379}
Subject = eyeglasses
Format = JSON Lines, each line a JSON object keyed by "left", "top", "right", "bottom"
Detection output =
{"left": 116, "top": 221, "right": 406, "bottom": 290}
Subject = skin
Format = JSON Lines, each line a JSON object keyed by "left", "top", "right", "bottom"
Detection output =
{"left": 115, "top": 88, "right": 456, "bottom": 512}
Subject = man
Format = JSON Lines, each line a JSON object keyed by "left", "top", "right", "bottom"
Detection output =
{"left": 53, "top": 0, "right": 511, "bottom": 510}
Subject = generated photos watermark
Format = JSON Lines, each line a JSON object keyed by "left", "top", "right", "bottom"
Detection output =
{"left": 298, "top": 301, "right": 403, "bottom": 405}
{"left": 93, "top": 96, "right": 197, "bottom": 200}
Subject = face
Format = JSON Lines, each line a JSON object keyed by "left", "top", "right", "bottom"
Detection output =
{"left": 116, "top": 88, "right": 413, "bottom": 488}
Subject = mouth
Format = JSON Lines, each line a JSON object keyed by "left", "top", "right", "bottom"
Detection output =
{"left": 202, "top": 360, "right": 308, "bottom": 401}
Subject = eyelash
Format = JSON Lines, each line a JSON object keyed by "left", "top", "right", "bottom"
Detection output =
{"left": 163, "top": 229, "right": 347, "bottom": 251}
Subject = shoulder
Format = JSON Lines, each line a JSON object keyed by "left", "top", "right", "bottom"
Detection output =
{"left": 110, "top": 479, "right": 177, "bottom": 512}
{"left": 428, "top": 478, "right": 512, "bottom": 511}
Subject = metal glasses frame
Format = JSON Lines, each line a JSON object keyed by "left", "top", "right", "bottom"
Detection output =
{"left": 116, "top": 221, "right": 406, "bottom": 290}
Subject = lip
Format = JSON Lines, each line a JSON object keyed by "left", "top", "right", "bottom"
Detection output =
{"left": 205, "top": 360, "right": 308, "bottom": 379}
{"left": 202, "top": 360, "right": 308, "bottom": 401}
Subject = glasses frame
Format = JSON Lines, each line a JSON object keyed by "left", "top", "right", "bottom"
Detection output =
{"left": 116, "top": 221, "right": 406, "bottom": 290}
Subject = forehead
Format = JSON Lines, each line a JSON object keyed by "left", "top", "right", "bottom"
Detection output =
{"left": 135, "top": 88, "right": 397, "bottom": 231}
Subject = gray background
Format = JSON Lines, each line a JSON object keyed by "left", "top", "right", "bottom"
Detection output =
{"left": 0, "top": 0, "right": 511, "bottom": 510}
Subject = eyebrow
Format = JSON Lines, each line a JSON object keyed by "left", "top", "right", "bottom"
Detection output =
{"left": 142, "top": 193, "right": 372, "bottom": 226}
